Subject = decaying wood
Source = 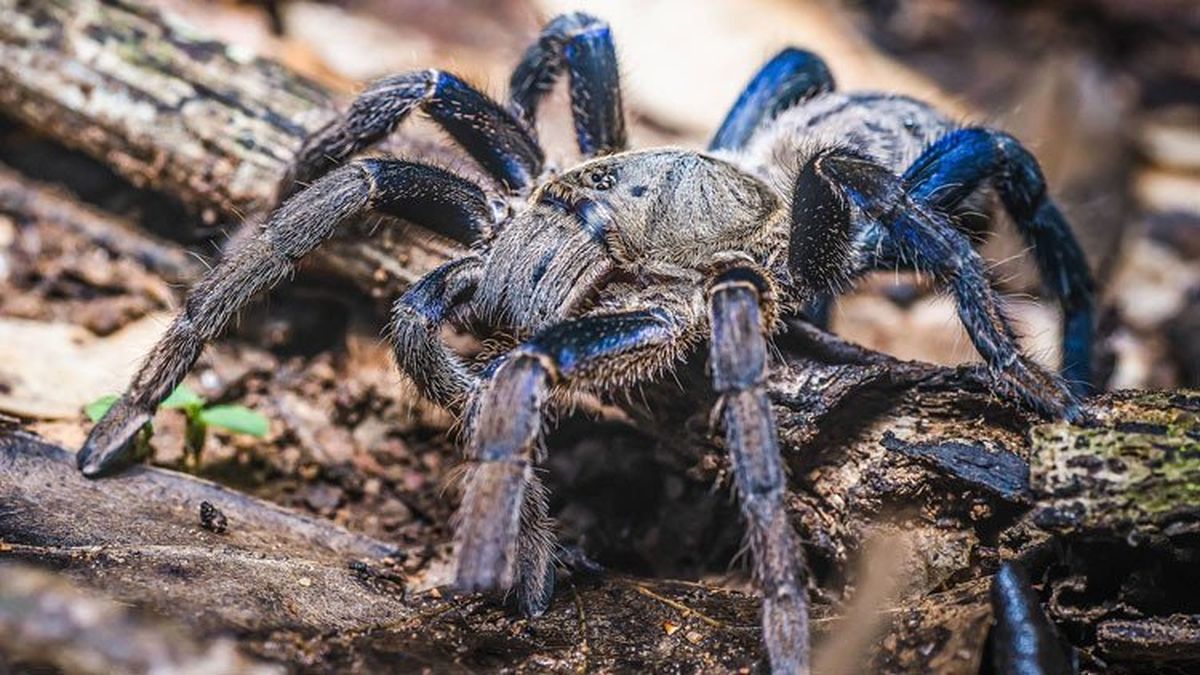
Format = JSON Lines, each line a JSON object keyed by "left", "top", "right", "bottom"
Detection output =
{"left": 4, "top": 381, "right": 1193, "bottom": 672}
{"left": 0, "top": 432, "right": 774, "bottom": 672}
{"left": 0, "top": 423, "right": 1046, "bottom": 674}
{"left": 0, "top": 0, "right": 325, "bottom": 218}
{"left": 0, "top": 565, "right": 282, "bottom": 675}
{"left": 0, "top": 0, "right": 463, "bottom": 299}
{"left": 1030, "top": 390, "right": 1200, "bottom": 542}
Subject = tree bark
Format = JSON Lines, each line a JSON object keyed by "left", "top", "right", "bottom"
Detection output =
{"left": 0, "top": 0, "right": 462, "bottom": 299}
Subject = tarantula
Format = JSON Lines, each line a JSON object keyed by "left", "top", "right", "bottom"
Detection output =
{"left": 78, "top": 12, "right": 1094, "bottom": 673}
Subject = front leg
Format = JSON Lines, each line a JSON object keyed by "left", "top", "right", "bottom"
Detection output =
{"left": 789, "top": 149, "right": 1081, "bottom": 420}
{"left": 79, "top": 159, "right": 496, "bottom": 477}
{"left": 455, "top": 309, "right": 689, "bottom": 616}
{"left": 709, "top": 266, "right": 809, "bottom": 674}
{"left": 389, "top": 256, "right": 483, "bottom": 413}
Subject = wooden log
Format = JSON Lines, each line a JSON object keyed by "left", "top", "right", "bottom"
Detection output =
{"left": 0, "top": 0, "right": 327, "bottom": 218}
{"left": 0, "top": 0, "right": 463, "bottom": 298}
{"left": 0, "top": 164, "right": 203, "bottom": 284}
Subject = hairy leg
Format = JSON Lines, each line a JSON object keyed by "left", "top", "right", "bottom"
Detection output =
{"left": 79, "top": 159, "right": 496, "bottom": 476}
{"left": 902, "top": 127, "right": 1096, "bottom": 392}
{"left": 282, "top": 70, "right": 543, "bottom": 197}
{"left": 389, "top": 256, "right": 483, "bottom": 412}
{"left": 455, "top": 308, "right": 690, "bottom": 615}
{"left": 509, "top": 12, "right": 626, "bottom": 157}
{"left": 709, "top": 265, "right": 809, "bottom": 674}
{"left": 789, "top": 149, "right": 1081, "bottom": 420}
{"left": 709, "top": 48, "right": 836, "bottom": 152}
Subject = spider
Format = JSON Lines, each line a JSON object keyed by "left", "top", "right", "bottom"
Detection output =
{"left": 77, "top": 13, "right": 1094, "bottom": 673}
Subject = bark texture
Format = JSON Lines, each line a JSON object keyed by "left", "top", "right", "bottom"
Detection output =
{"left": 0, "top": 0, "right": 463, "bottom": 298}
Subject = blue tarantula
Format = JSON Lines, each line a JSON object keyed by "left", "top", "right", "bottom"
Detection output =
{"left": 78, "top": 13, "right": 1094, "bottom": 673}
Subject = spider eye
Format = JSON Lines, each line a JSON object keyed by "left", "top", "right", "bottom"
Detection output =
{"left": 582, "top": 167, "right": 617, "bottom": 190}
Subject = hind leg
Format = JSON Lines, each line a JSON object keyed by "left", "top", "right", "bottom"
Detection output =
{"left": 788, "top": 148, "right": 1081, "bottom": 420}
{"left": 709, "top": 48, "right": 835, "bottom": 152}
{"left": 902, "top": 128, "right": 1096, "bottom": 392}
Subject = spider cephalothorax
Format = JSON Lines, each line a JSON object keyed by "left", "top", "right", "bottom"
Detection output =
{"left": 79, "top": 13, "right": 1095, "bottom": 673}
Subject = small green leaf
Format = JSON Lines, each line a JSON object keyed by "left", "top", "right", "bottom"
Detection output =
{"left": 161, "top": 385, "right": 205, "bottom": 410}
{"left": 84, "top": 394, "right": 120, "bottom": 422}
{"left": 198, "top": 405, "right": 269, "bottom": 438}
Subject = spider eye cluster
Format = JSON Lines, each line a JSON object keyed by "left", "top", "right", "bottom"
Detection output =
{"left": 581, "top": 167, "right": 617, "bottom": 190}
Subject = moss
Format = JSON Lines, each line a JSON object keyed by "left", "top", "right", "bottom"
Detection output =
{"left": 1029, "top": 390, "right": 1200, "bottom": 538}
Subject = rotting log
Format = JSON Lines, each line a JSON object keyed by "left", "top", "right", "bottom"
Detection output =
{"left": 0, "top": 432, "right": 777, "bottom": 672}
{"left": 0, "top": 0, "right": 326, "bottom": 219}
{"left": 0, "top": 0, "right": 464, "bottom": 299}
{"left": 0, "top": 565, "right": 283, "bottom": 675}
{"left": 4, "top": 381, "right": 1193, "bottom": 671}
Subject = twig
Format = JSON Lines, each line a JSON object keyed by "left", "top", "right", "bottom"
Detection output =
{"left": 627, "top": 580, "right": 727, "bottom": 629}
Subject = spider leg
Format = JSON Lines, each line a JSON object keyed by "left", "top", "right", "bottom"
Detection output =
{"left": 709, "top": 266, "right": 809, "bottom": 674}
{"left": 709, "top": 48, "right": 835, "bottom": 152}
{"left": 989, "top": 562, "right": 1076, "bottom": 674}
{"left": 389, "top": 256, "right": 483, "bottom": 412}
{"left": 282, "top": 70, "right": 543, "bottom": 198}
{"left": 455, "top": 308, "right": 687, "bottom": 615}
{"left": 789, "top": 149, "right": 1082, "bottom": 420}
{"left": 78, "top": 159, "right": 496, "bottom": 477}
{"left": 902, "top": 128, "right": 1096, "bottom": 393}
{"left": 509, "top": 12, "right": 627, "bottom": 157}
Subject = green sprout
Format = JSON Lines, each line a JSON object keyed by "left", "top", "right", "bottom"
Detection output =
{"left": 84, "top": 384, "right": 268, "bottom": 470}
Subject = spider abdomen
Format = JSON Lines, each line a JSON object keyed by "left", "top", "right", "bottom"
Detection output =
{"left": 739, "top": 92, "right": 958, "bottom": 185}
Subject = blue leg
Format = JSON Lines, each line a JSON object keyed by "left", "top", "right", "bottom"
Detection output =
{"left": 283, "top": 70, "right": 543, "bottom": 197}
{"left": 709, "top": 266, "right": 809, "bottom": 674}
{"left": 455, "top": 309, "right": 682, "bottom": 616}
{"left": 367, "top": 159, "right": 496, "bottom": 244}
{"left": 903, "top": 128, "right": 1096, "bottom": 393}
{"left": 390, "top": 256, "right": 483, "bottom": 412}
{"left": 789, "top": 149, "right": 1081, "bottom": 421}
{"left": 709, "top": 48, "right": 835, "bottom": 152}
{"left": 990, "top": 562, "right": 1076, "bottom": 674}
{"left": 509, "top": 13, "right": 626, "bottom": 157}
